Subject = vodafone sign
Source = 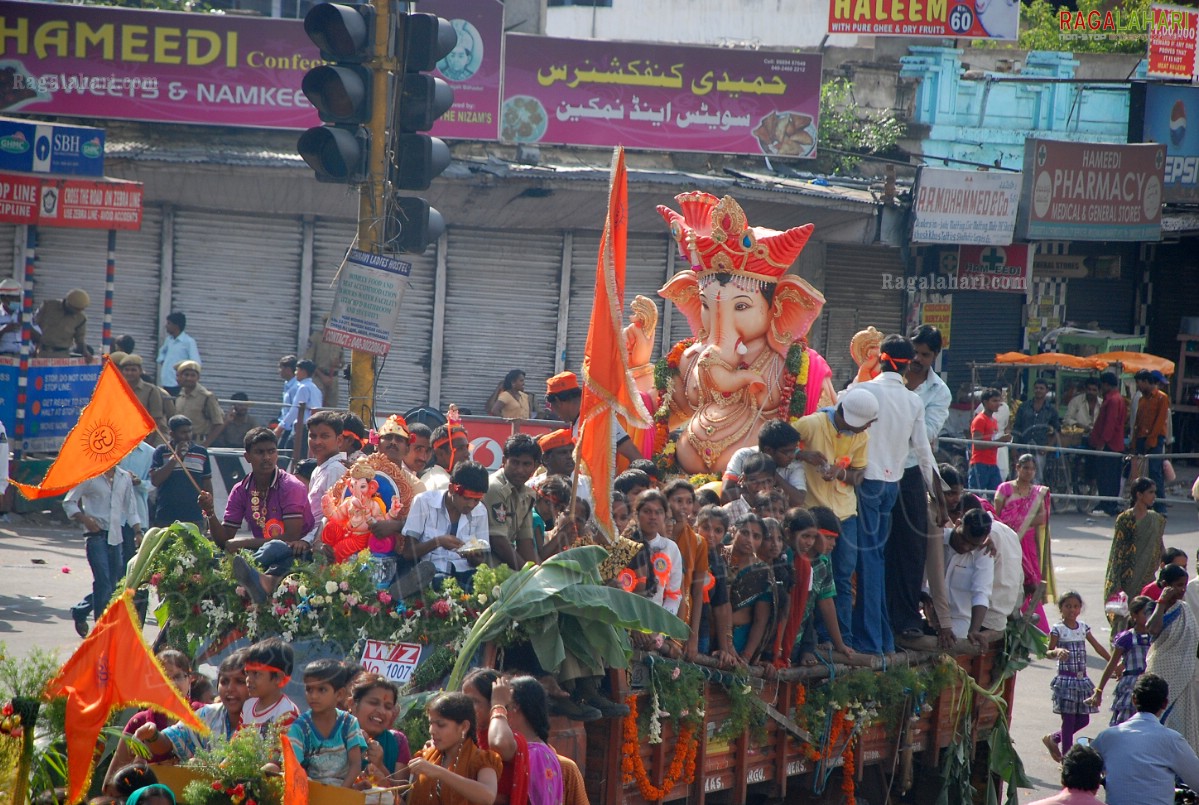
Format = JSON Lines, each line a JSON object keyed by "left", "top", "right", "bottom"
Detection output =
{"left": 1018, "top": 138, "right": 1165, "bottom": 241}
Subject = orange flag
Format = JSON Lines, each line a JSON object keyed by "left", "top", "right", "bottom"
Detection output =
{"left": 43, "top": 590, "right": 206, "bottom": 804}
{"left": 577, "top": 147, "right": 652, "bottom": 542}
{"left": 282, "top": 730, "right": 310, "bottom": 804}
{"left": 13, "top": 360, "right": 155, "bottom": 499}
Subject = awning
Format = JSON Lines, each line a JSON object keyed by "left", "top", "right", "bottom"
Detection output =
{"left": 994, "top": 351, "right": 1175, "bottom": 375}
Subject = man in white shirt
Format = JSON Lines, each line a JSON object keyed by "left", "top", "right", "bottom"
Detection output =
{"left": 941, "top": 508, "right": 994, "bottom": 645}
{"left": 890, "top": 325, "right": 953, "bottom": 641}
{"left": 958, "top": 494, "right": 1022, "bottom": 633}
{"left": 275, "top": 359, "right": 323, "bottom": 454}
{"left": 276, "top": 355, "right": 299, "bottom": 448}
{"left": 722, "top": 420, "right": 807, "bottom": 508}
{"left": 402, "top": 461, "right": 490, "bottom": 589}
{"left": 849, "top": 335, "right": 944, "bottom": 654}
{"left": 64, "top": 466, "right": 143, "bottom": 637}
{"left": 156, "top": 311, "right": 201, "bottom": 395}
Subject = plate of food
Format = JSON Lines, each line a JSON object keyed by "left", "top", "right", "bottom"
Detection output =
{"left": 501, "top": 95, "right": 548, "bottom": 143}
{"left": 752, "top": 110, "right": 816, "bottom": 158}
{"left": 458, "top": 539, "right": 491, "bottom": 559}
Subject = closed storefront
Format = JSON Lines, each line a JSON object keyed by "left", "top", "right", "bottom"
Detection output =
{"left": 171, "top": 210, "right": 303, "bottom": 407}
{"left": 940, "top": 292, "right": 1026, "bottom": 392}
{"left": 819, "top": 245, "right": 905, "bottom": 388}
{"left": 439, "top": 229, "right": 563, "bottom": 413}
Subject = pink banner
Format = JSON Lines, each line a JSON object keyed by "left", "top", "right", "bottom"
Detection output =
{"left": 501, "top": 34, "right": 821, "bottom": 157}
{"left": 0, "top": 1, "right": 318, "bottom": 129}
{"left": 430, "top": 0, "right": 504, "bottom": 141}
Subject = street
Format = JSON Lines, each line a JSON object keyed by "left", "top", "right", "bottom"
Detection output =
{"left": 2, "top": 506, "right": 1198, "bottom": 802}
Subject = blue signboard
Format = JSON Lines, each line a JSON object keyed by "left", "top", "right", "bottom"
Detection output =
{"left": 23, "top": 362, "right": 101, "bottom": 451}
{"left": 1137, "top": 83, "right": 1199, "bottom": 204}
{"left": 0, "top": 117, "right": 104, "bottom": 177}
{"left": 0, "top": 358, "right": 15, "bottom": 432}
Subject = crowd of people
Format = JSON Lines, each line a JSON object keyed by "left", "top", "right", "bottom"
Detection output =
{"left": 54, "top": 307, "right": 1199, "bottom": 805}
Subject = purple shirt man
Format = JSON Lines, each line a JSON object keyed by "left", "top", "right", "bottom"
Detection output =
{"left": 223, "top": 468, "right": 314, "bottom": 540}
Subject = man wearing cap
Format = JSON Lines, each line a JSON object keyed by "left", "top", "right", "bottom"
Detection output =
{"left": 528, "top": 428, "right": 593, "bottom": 504}
{"left": 795, "top": 386, "right": 876, "bottom": 654}
{"left": 156, "top": 312, "right": 200, "bottom": 395}
{"left": 545, "top": 370, "right": 643, "bottom": 462}
{"left": 423, "top": 422, "right": 469, "bottom": 492}
{"left": 119, "top": 354, "right": 168, "bottom": 444}
{"left": 843, "top": 335, "right": 946, "bottom": 655}
{"left": 34, "top": 288, "right": 91, "bottom": 361}
{"left": 275, "top": 359, "right": 322, "bottom": 454}
{"left": 174, "top": 360, "right": 226, "bottom": 448}
{"left": 1133, "top": 369, "right": 1170, "bottom": 514}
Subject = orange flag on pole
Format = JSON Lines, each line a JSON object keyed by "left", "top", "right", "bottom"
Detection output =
{"left": 577, "top": 147, "right": 652, "bottom": 542}
{"left": 13, "top": 360, "right": 155, "bottom": 499}
{"left": 43, "top": 590, "right": 207, "bottom": 804}
{"left": 282, "top": 730, "right": 310, "bottom": 804}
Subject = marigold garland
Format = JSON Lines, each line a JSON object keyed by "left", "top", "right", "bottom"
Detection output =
{"left": 778, "top": 342, "right": 811, "bottom": 420}
{"left": 620, "top": 694, "right": 698, "bottom": 801}
{"left": 841, "top": 738, "right": 856, "bottom": 805}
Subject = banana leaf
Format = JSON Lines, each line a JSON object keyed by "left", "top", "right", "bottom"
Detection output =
{"left": 447, "top": 546, "right": 688, "bottom": 690}
{"left": 124, "top": 522, "right": 196, "bottom": 591}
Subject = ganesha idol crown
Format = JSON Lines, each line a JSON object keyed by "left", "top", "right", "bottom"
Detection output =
{"left": 657, "top": 192, "right": 815, "bottom": 291}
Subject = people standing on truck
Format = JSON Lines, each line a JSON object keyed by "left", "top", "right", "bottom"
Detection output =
{"left": 35, "top": 288, "right": 91, "bottom": 361}
{"left": 156, "top": 312, "right": 200, "bottom": 396}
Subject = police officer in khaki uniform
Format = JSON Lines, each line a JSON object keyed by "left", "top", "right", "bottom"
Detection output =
{"left": 35, "top": 288, "right": 92, "bottom": 361}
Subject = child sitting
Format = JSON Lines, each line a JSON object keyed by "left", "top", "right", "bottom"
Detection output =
{"left": 796, "top": 507, "right": 854, "bottom": 664}
{"left": 136, "top": 649, "right": 250, "bottom": 761}
{"left": 287, "top": 659, "right": 368, "bottom": 788}
{"left": 242, "top": 637, "right": 300, "bottom": 732}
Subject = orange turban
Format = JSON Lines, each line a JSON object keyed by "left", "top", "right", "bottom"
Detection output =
{"left": 538, "top": 428, "right": 574, "bottom": 452}
{"left": 379, "top": 414, "right": 410, "bottom": 439}
{"left": 546, "top": 371, "right": 579, "bottom": 396}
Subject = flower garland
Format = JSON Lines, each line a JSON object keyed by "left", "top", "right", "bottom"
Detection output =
{"left": 650, "top": 338, "right": 695, "bottom": 474}
{"left": 621, "top": 694, "right": 698, "bottom": 801}
{"left": 778, "top": 341, "right": 811, "bottom": 425}
{"left": 842, "top": 738, "right": 856, "bottom": 805}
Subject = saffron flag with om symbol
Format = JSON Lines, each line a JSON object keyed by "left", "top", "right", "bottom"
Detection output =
{"left": 577, "top": 146, "right": 652, "bottom": 541}
{"left": 43, "top": 590, "right": 207, "bottom": 804}
{"left": 13, "top": 360, "right": 155, "bottom": 499}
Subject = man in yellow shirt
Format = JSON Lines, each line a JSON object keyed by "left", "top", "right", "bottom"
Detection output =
{"left": 794, "top": 386, "right": 878, "bottom": 649}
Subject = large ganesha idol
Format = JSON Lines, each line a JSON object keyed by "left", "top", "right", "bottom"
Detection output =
{"left": 652, "top": 192, "right": 835, "bottom": 474}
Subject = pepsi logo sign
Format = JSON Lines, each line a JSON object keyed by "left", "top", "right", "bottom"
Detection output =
{"left": 1171, "top": 99, "right": 1187, "bottom": 147}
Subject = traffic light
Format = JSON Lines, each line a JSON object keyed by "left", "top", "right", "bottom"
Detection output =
{"left": 297, "top": 2, "right": 376, "bottom": 183}
{"left": 388, "top": 12, "right": 456, "bottom": 252}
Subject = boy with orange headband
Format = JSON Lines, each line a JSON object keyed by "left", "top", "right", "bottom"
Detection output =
{"left": 241, "top": 637, "right": 300, "bottom": 732}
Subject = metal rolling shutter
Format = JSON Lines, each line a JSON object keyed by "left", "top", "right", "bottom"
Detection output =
{"left": 565, "top": 231, "right": 670, "bottom": 372}
{"left": 31, "top": 208, "right": 163, "bottom": 356}
{"left": 818, "top": 245, "right": 905, "bottom": 389}
{"left": 1065, "top": 277, "right": 1136, "bottom": 334}
{"left": 439, "top": 228, "right": 563, "bottom": 413}
{"left": 311, "top": 219, "right": 438, "bottom": 412}
{"left": 940, "top": 292, "right": 1026, "bottom": 390}
{"left": 0, "top": 225, "right": 17, "bottom": 278}
{"left": 172, "top": 210, "right": 303, "bottom": 407}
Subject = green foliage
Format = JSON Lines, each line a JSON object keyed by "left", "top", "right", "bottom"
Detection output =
{"left": 800, "top": 661, "right": 957, "bottom": 744}
{"left": 816, "top": 77, "right": 906, "bottom": 175}
{"left": 395, "top": 692, "right": 434, "bottom": 756}
{"left": 641, "top": 659, "right": 706, "bottom": 741}
{"left": 180, "top": 722, "right": 284, "bottom": 805}
{"left": 447, "top": 547, "right": 690, "bottom": 691}
{"left": 1013, "top": 0, "right": 1152, "bottom": 54}
{"left": 715, "top": 672, "right": 767, "bottom": 742}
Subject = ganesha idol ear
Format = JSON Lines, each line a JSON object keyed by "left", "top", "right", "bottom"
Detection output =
{"left": 658, "top": 271, "right": 703, "bottom": 338}
{"left": 767, "top": 275, "right": 826, "bottom": 355}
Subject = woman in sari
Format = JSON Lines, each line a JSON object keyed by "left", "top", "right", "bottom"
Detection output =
{"left": 462, "top": 670, "right": 567, "bottom": 805}
{"left": 1145, "top": 565, "right": 1199, "bottom": 749}
{"left": 722, "top": 512, "right": 776, "bottom": 664}
{"left": 995, "top": 454, "right": 1053, "bottom": 631}
{"left": 1104, "top": 477, "right": 1168, "bottom": 633}
{"left": 408, "top": 692, "right": 501, "bottom": 805}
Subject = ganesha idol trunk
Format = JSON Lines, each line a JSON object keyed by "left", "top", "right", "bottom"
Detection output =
{"left": 653, "top": 192, "right": 836, "bottom": 475}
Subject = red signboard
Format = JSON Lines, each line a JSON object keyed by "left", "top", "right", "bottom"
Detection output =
{"left": 0, "top": 172, "right": 142, "bottom": 230}
{"left": 501, "top": 34, "right": 821, "bottom": 157}
{"left": 1147, "top": 3, "right": 1199, "bottom": 79}
{"left": 957, "top": 244, "right": 1030, "bottom": 294}
{"left": 1018, "top": 139, "right": 1165, "bottom": 242}
{"left": 458, "top": 415, "right": 557, "bottom": 471}
{"left": 828, "top": 0, "right": 1018, "bottom": 39}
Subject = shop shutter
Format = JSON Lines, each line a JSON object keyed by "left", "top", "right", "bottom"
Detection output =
{"left": 439, "top": 228, "right": 563, "bottom": 414}
{"left": 1147, "top": 243, "right": 1199, "bottom": 359}
{"left": 0, "top": 225, "right": 17, "bottom": 278}
{"left": 31, "top": 207, "right": 163, "bottom": 357}
{"left": 311, "top": 219, "right": 439, "bottom": 413}
{"left": 819, "top": 245, "right": 906, "bottom": 389}
{"left": 1066, "top": 277, "right": 1136, "bottom": 334}
{"left": 565, "top": 231, "right": 670, "bottom": 372}
{"left": 940, "top": 291, "right": 1026, "bottom": 391}
{"left": 172, "top": 210, "right": 303, "bottom": 408}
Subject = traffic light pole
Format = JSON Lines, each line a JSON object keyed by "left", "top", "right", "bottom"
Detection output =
{"left": 348, "top": 0, "right": 394, "bottom": 426}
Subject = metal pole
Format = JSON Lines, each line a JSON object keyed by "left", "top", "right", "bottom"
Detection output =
{"left": 348, "top": 0, "right": 393, "bottom": 426}
{"left": 103, "top": 230, "right": 115, "bottom": 353}
{"left": 15, "top": 226, "right": 34, "bottom": 460}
